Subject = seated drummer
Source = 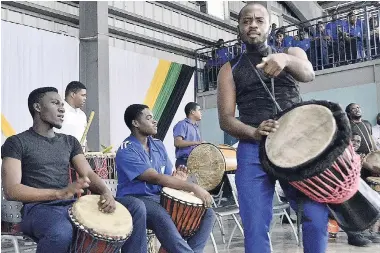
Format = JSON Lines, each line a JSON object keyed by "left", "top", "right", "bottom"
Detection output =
{"left": 116, "top": 104, "right": 216, "bottom": 253}
{"left": 1, "top": 87, "right": 147, "bottom": 253}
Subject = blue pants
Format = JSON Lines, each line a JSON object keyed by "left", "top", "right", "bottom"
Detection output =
{"left": 136, "top": 195, "right": 215, "bottom": 253}
{"left": 175, "top": 157, "right": 188, "bottom": 168}
{"left": 236, "top": 141, "right": 329, "bottom": 253}
{"left": 21, "top": 197, "right": 147, "bottom": 253}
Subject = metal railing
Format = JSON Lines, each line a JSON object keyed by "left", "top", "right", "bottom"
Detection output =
{"left": 195, "top": 3, "right": 380, "bottom": 93}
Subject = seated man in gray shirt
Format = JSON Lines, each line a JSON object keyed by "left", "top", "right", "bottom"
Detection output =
{"left": 1, "top": 87, "right": 147, "bottom": 253}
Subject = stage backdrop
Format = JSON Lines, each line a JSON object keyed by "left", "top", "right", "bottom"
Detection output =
{"left": 109, "top": 47, "right": 195, "bottom": 164}
{"left": 1, "top": 21, "right": 79, "bottom": 144}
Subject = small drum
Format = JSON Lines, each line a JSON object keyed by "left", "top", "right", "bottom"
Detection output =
{"left": 260, "top": 100, "right": 380, "bottom": 231}
{"left": 85, "top": 152, "right": 117, "bottom": 179}
{"left": 160, "top": 187, "right": 206, "bottom": 238}
{"left": 366, "top": 177, "right": 380, "bottom": 193}
{"left": 363, "top": 151, "right": 380, "bottom": 174}
{"left": 187, "top": 144, "right": 237, "bottom": 192}
{"left": 69, "top": 195, "right": 133, "bottom": 253}
{"left": 328, "top": 219, "right": 339, "bottom": 239}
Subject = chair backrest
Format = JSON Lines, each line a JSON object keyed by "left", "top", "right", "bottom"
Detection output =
{"left": 102, "top": 179, "right": 118, "bottom": 197}
{"left": 1, "top": 188, "right": 23, "bottom": 223}
{"left": 227, "top": 174, "right": 239, "bottom": 207}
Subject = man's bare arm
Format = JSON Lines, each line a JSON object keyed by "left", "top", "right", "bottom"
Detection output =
{"left": 71, "top": 154, "right": 113, "bottom": 195}
{"left": 174, "top": 136, "right": 201, "bottom": 148}
{"left": 217, "top": 63, "right": 257, "bottom": 140}
{"left": 1, "top": 157, "right": 86, "bottom": 202}
{"left": 285, "top": 47, "right": 315, "bottom": 82}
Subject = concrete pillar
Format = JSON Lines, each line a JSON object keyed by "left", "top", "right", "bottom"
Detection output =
{"left": 79, "top": 1, "right": 110, "bottom": 151}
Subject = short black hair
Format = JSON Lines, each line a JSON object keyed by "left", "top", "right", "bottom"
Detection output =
{"left": 28, "top": 87, "right": 58, "bottom": 117}
{"left": 345, "top": 103, "right": 356, "bottom": 115}
{"left": 124, "top": 104, "right": 149, "bottom": 130}
{"left": 185, "top": 102, "right": 200, "bottom": 116}
{"left": 237, "top": 3, "right": 270, "bottom": 23}
{"left": 65, "top": 81, "right": 86, "bottom": 98}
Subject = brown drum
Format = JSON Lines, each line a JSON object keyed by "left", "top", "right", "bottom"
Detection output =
{"left": 363, "top": 151, "right": 380, "bottom": 174}
{"left": 187, "top": 143, "right": 237, "bottom": 192}
{"left": 69, "top": 195, "right": 133, "bottom": 253}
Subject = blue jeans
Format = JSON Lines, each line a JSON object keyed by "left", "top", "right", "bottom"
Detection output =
{"left": 236, "top": 141, "right": 329, "bottom": 253}
{"left": 135, "top": 195, "right": 215, "bottom": 253}
{"left": 175, "top": 157, "right": 188, "bottom": 167}
{"left": 21, "top": 197, "right": 147, "bottom": 253}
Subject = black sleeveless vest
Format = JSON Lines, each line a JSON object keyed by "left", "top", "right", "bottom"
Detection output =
{"left": 230, "top": 48, "right": 302, "bottom": 128}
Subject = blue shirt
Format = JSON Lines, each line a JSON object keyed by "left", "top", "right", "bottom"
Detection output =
{"left": 173, "top": 118, "right": 201, "bottom": 159}
{"left": 326, "top": 20, "right": 347, "bottom": 40}
{"left": 292, "top": 38, "right": 311, "bottom": 51}
{"left": 115, "top": 135, "right": 173, "bottom": 197}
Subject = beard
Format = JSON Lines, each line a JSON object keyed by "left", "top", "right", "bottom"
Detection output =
{"left": 350, "top": 114, "right": 361, "bottom": 121}
{"left": 240, "top": 29, "right": 270, "bottom": 54}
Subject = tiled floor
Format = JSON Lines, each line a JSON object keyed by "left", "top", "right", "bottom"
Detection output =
{"left": 2, "top": 220, "right": 380, "bottom": 252}
{"left": 204, "top": 219, "right": 380, "bottom": 253}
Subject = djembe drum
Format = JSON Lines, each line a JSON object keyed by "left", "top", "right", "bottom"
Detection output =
{"left": 69, "top": 195, "right": 133, "bottom": 253}
{"left": 160, "top": 187, "right": 206, "bottom": 237}
{"left": 85, "top": 152, "right": 117, "bottom": 179}
{"left": 158, "top": 187, "right": 206, "bottom": 252}
{"left": 366, "top": 177, "right": 380, "bottom": 193}
{"left": 187, "top": 143, "right": 236, "bottom": 193}
{"left": 259, "top": 100, "right": 380, "bottom": 231}
{"left": 363, "top": 151, "right": 380, "bottom": 174}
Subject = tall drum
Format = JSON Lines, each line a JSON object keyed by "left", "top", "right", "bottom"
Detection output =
{"left": 260, "top": 100, "right": 380, "bottom": 231}
{"left": 187, "top": 144, "right": 236, "bottom": 192}
{"left": 69, "top": 195, "right": 132, "bottom": 253}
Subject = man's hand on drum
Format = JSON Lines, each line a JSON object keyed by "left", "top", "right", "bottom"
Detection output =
{"left": 253, "top": 119, "right": 279, "bottom": 140}
{"left": 192, "top": 185, "right": 213, "bottom": 208}
{"left": 256, "top": 53, "right": 288, "bottom": 77}
{"left": 57, "top": 177, "right": 90, "bottom": 199}
{"left": 173, "top": 165, "right": 188, "bottom": 181}
{"left": 98, "top": 192, "right": 116, "bottom": 213}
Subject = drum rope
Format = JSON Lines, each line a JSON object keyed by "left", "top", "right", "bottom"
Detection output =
{"left": 244, "top": 53, "right": 283, "bottom": 113}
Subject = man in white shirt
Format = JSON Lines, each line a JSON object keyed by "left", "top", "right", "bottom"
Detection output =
{"left": 372, "top": 113, "right": 380, "bottom": 150}
{"left": 55, "top": 81, "right": 87, "bottom": 149}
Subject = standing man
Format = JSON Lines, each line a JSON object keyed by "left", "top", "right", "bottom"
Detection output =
{"left": 55, "top": 81, "right": 88, "bottom": 149}
{"left": 372, "top": 113, "right": 380, "bottom": 150}
{"left": 116, "top": 104, "right": 215, "bottom": 253}
{"left": 217, "top": 3, "right": 329, "bottom": 253}
{"left": 173, "top": 102, "right": 203, "bottom": 167}
{"left": 1, "top": 87, "right": 147, "bottom": 253}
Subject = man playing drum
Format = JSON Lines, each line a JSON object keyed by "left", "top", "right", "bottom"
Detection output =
{"left": 1, "top": 87, "right": 147, "bottom": 253}
{"left": 116, "top": 104, "right": 215, "bottom": 253}
{"left": 173, "top": 102, "right": 203, "bottom": 167}
{"left": 217, "top": 3, "right": 329, "bottom": 253}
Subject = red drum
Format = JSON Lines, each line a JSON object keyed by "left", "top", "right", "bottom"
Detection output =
{"left": 160, "top": 187, "right": 206, "bottom": 238}
{"left": 69, "top": 195, "right": 132, "bottom": 253}
{"left": 260, "top": 100, "right": 380, "bottom": 231}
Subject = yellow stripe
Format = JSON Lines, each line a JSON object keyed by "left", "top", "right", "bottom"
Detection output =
{"left": 143, "top": 60, "right": 171, "bottom": 109}
{"left": 1, "top": 114, "right": 16, "bottom": 137}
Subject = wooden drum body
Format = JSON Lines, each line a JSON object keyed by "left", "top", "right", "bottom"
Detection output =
{"left": 363, "top": 151, "right": 380, "bottom": 174}
{"left": 69, "top": 195, "right": 133, "bottom": 253}
{"left": 160, "top": 187, "right": 206, "bottom": 238}
{"left": 187, "top": 143, "right": 237, "bottom": 192}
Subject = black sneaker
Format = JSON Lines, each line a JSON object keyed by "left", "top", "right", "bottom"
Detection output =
{"left": 347, "top": 232, "right": 371, "bottom": 247}
{"left": 364, "top": 231, "right": 380, "bottom": 243}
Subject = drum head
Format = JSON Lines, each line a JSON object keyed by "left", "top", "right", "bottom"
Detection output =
{"left": 367, "top": 177, "right": 380, "bottom": 184}
{"left": 259, "top": 100, "right": 351, "bottom": 182}
{"left": 265, "top": 104, "right": 337, "bottom": 168}
{"left": 71, "top": 195, "right": 132, "bottom": 238}
{"left": 364, "top": 151, "right": 380, "bottom": 174}
{"left": 162, "top": 187, "right": 203, "bottom": 205}
{"left": 187, "top": 143, "right": 227, "bottom": 191}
